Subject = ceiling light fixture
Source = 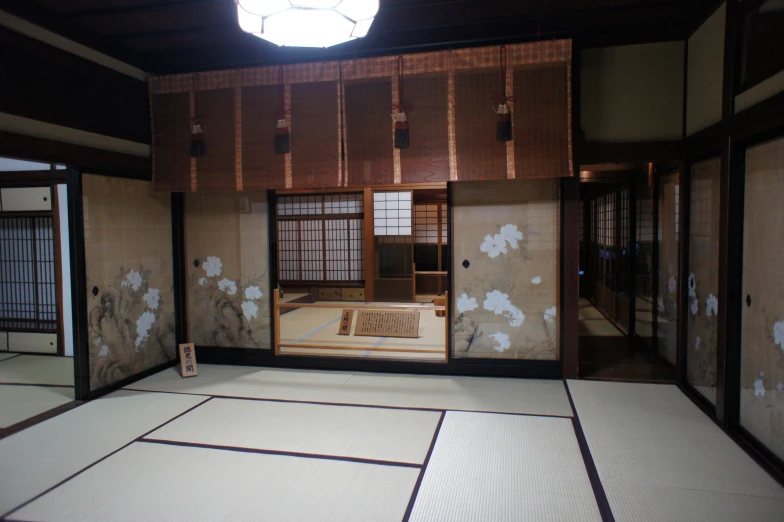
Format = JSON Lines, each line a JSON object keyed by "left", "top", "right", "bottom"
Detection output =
{"left": 236, "top": 0, "right": 379, "bottom": 48}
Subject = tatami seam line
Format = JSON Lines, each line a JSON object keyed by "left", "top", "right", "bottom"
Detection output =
{"left": 564, "top": 380, "right": 616, "bottom": 522}
{"left": 403, "top": 410, "right": 445, "bottom": 521}
{"left": 138, "top": 438, "right": 424, "bottom": 468}
{"left": 0, "top": 396, "right": 214, "bottom": 520}
{"left": 122, "top": 386, "right": 573, "bottom": 418}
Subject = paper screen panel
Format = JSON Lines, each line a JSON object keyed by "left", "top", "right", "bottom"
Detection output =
{"left": 452, "top": 179, "right": 559, "bottom": 360}
{"left": 454, "top": 69, "right": 507, "bottom": 181}
{"left": 373, "top": 191, "right": 412, "bottom": 236}
{"left": 345, "top": 78, "right": 394, "bottom": 187}
{"left": 513, "top": 64, "right": 570, "bottom": 179}
{"left": 290, "top": 81, "right": 340, "bottom": 189}
{"left": 740, "top": 136, "right": 784, "bottom": 462}
{"left": 400, "top": 75, "right": 450, "bottom": 184}
{"left": 241, "top": 85, "right": 286, "bottom": 190}
{"left": 184, "top": 192, "right": 271, "bottom": 349}
{"left": 687, "top": 158, "right": 720, "bottom": 405}
{"left": 151, "top": 92, "right": 191, "bottom": 192}
{"left": 82, "top": 175, "right": 175, "bottom": 390}
{"left": 195, "top": 88, "right": 236, "bottom": 191}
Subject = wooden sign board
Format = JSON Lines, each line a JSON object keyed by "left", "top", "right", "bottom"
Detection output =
{"left": 338, "top": 309, "right": 354, "bottom": 335}
{"left": 354, "top": 310, "right": 420, "bottom": 338}
{"left": 179, "top": 343, "right": 198, "bottom": 378}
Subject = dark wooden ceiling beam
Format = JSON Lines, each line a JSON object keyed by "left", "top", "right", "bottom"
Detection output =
{"left": 0, "top": 0, "right": 150, "bottom": 72}
{"left": 63, "top": 0, "right": 223, "bottom": 19}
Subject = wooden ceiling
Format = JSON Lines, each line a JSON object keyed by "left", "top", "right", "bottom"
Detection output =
{"left": 1, "top": 0, "right": 717, "bottom": 74}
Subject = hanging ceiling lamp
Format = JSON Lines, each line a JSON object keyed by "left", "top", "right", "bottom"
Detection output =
{"left": 236, "top": 0, "right": 379, "bottom": 48}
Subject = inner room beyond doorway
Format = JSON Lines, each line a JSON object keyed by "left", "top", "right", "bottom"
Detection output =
{"left": 275, "top": 187, "right": 449, "bottom": 362}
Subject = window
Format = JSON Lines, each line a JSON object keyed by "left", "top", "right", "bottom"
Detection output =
{"left": 276, "top": 193, "right": 364, "bottom": 282}
{"left": 0, "top": 216, "right": 57, "bottom": 331}
{"left": 373, "top": 191, "right": 412, "bottom": 236}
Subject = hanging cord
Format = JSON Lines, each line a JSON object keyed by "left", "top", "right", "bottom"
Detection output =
{"left": 492, "top": 45, "right": 515, "bottom": 106}
{"left": 392, "top": 55, "right": 413, "bottom": 113}
{"left": 190, "top": 73, "right": 200, "bottom": 124}
{"left": 276, "top": 66, "right": 291, "bottom": 119}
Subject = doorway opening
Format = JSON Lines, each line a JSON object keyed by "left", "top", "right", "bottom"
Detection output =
{"left": 274, "top": 186, "right": 449, "bottom": 362}
{"left": 578, "top": 163, "right": 675, "bottom": 382}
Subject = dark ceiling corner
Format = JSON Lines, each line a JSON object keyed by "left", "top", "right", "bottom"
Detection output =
{"left": 1, "top": 0, "right": 715, "bottom": 76}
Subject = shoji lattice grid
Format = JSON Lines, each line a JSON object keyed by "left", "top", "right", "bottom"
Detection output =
{"left": 277, "top": 195, "right": 324, "bottom": 216}
{"left": 325, "top": 193, "right": 363, "bottom": 214}
{"left": 621, "top": 189, "right": 629, "bottom": 248}
{"left": 300, "top": 220, "right": 324, "bottom": 281}
{"left": 414, "top": 204, "right": 440, "bottom": 244}
{"left": 276, "top": 192, "right": 364, "bottom": 282}
{"left": 373, "top": 191, "right": 412, "bottom": 236}
{"left": 0, "top": 216, "right": 57, "bottom": 331}
{"left": 277, "top": 220, "right": 300, "bottom": 280}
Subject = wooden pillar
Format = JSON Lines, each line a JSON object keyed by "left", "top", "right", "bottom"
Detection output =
{"left": 562, "top": 176, "right": 580, "bottom": 379}
{"left": 363, "top": 187, "right": 374, "bottom": 302}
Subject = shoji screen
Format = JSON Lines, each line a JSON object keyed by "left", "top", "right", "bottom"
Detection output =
{"left": 276, "top": 194, "right": 364, "bottom": 282}
{"left": 82, "top": 175, "right": 175, "bottom": 390}
{"left": 452, "top": 179, "right": 559, "bottom": 360}
{"left": 184, "top": 192, "right": 271, "bottom": 349}
{"left": 657, "top": 172, "right": 680, "bottom": 366}
{"left": 740, "top": 136, "right": 784, "bottom": 461}
{"left": 687, "top": 158, "right": 721, "bottom": 405}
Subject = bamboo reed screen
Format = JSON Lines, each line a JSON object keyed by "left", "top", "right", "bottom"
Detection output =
{"left": 149, "top": 40, "right": 572, "bottom": 192}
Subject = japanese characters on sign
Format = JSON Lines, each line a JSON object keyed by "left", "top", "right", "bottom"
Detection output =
{"left": 179, "top": 343, "right": 198, "bottom": 378}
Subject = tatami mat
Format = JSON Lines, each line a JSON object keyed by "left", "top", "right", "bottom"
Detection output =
{"left": 12, "top": 441, "right": 419, "bottom": 522}
{"left": 148, "top": 398, "right": 441, "bottom": 464}
{"left": 126, "top": 365, "right": 354, "bottom": 402}
{"left": 128, "top": 364, "right": 573, "bottom": 416}
{"left": 0, "top": 353, "right": 20, "bottom": 362}
{"left": 330, "top": 372, "right": 573, "bottom": 416}
{"left": 568, "top": 380, "right": 784, "bottom": 521}
{"left": 0, "top": 390, "right": 205, "bottom": 516}
{"left": 0, "top": 385, "right": 74, "bottom": 428}
{"left": 0, "top": 355, "right": 74, "bottom": 386}
{"left": 409, "top": 412, "right": 601, "bottom": 522}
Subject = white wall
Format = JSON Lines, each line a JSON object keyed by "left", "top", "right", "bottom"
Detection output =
{"left": 687, "top": 2, "right": 726, "bottom": 135}
{"left": 58, "top": 184, "right": 73, "bottom": 356}
{"left": 581, "top": 42, "right": 684, "bottom": 142}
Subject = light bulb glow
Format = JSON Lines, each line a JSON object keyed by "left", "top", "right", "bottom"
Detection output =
{"left": 236, "top": 0, "right": 378, "bottom": 48}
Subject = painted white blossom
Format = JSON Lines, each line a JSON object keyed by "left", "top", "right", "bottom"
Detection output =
{"left": 544, "top": 306, "right": 557, "bottom": 322}
{"left": 480, "top": 233, "right": 508, "bottom": 259}
{"left": 657, "top": 297, "right": 665, "bottom": 313}
{"left": 778, "top": 382, "right": 784, "bottom": 392}
{"left": 98, "top": 345, "right": 109, "bottom": 357}
{"left": 135, "top": 311, "right": 156, "bottom": 350}
{"left": 199, "top": 277, "right": 207, "bottom": 286}
{"left": 241, "top": 301, "right": 258, "bottom": 319}
{"left": 499, "top": 224, "right": 523, "bottom": 249}
{"left": 218, "top": 278, "right": 237, "bottom": 295}
{"left": 245, "top": 285, "right": 263, "bottom": 300}
{"left": 695, "top": 337, "right": 701, "bottom": 351}
{"left": 688, "top": 273, "right": 696, "bottom": 298}
{"left": 490, "top": 332, "right": 511, "bottom": 353}
{"left": 456, "top": 293, "right": 478, "bottom": 313}
{"left": 121, "top": 269, "right": 142, "bottom": 291}
{"left": 773, "top": 321, "right": 784, "bottom": 350}
{"left": 668, "top": 275, "right": 677, "bottom": 294}
{"left": 94, "top": 336, "right": 102, "bottom": 345}
{"left": 531, "top": 276, "right": 542, "bottom": 285}
{"left": 484, "top": 290, "right": 513, "bottom": 314}
{"left": 754, "top": 377, "right": 766, "bottom": 397}
{"left": 203, "top": 256, "right": 223, "bottom": 277}
{"left": 143, "top": 288, "right": 160, "bottom": 310}
{"left": 690, "top": 299, "right": 699, "bottom": 316}
{"left": 705, "top": 294, "right": 718, "bottom": 317}
{"left": 507, "top": 308, "right": 525, "bottom": 328}
{"left": 483, "top": 290, "right": 525, "bottom": 327}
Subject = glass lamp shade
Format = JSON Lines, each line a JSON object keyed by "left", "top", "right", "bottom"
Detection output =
{"left": 236, "top": 0, "right": 379, "bottom": 48}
